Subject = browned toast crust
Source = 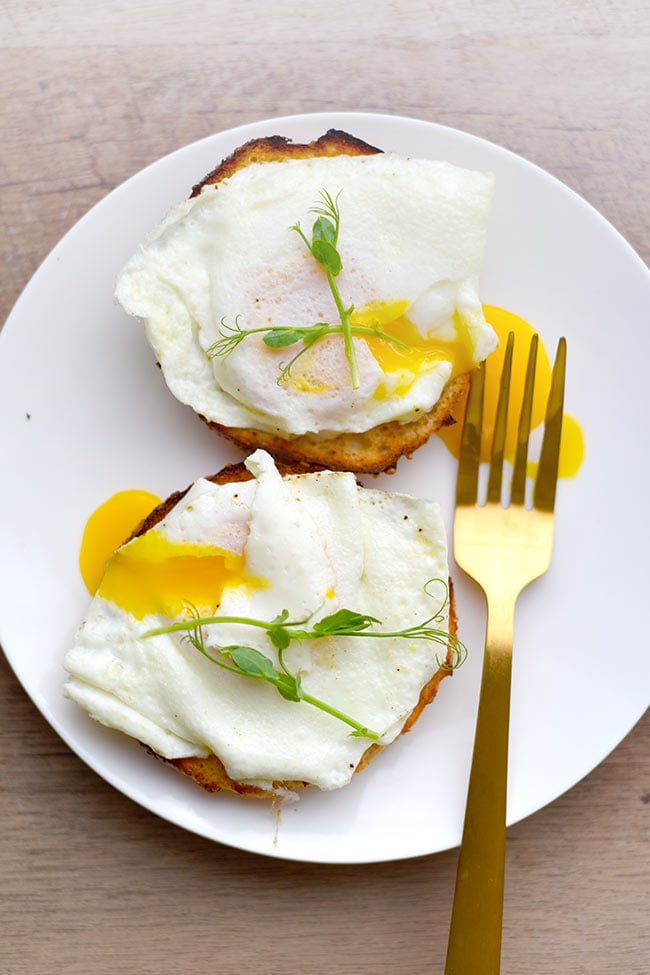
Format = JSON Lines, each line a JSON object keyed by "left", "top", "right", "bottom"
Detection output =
{"left": 131, "top": 462, "right": 456, "bottom": 798}
{"left": 188, "top": 129, "right": 468, "bottom": 473}
{"left": 205, "top": 371, "right": 469, "bottom": 475}
{"left": 190, "top": 129, "right": 381, "bottom": 196}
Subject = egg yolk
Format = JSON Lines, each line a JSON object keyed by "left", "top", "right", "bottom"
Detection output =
{"left": 354, "top": 300, "right": 474, "bottom": 397}
{"left": 287, "top": 299, "right": 475, "bottom": 395}
{"left": 80, "top": 488, "right": 263, "bottom": 620}
{"left": 79, "top": 489, "right": 162, "bottom": 596}
{"left": 97, "top": 530, "right": 247, "bottom": 620}
{"left": 436, "top": 305, "right": 585, "bottom": 478}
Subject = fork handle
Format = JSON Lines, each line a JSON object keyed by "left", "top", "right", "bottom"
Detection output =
{"left": 444, "top": 596, "right": 515, "bottom": 974}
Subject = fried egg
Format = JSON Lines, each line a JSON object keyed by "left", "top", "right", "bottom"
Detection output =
{"left": 65, "top": 451, "right": 451, "bottom": 793}
{"left": 115, "top": 153, "right": 497, "bottom": 437}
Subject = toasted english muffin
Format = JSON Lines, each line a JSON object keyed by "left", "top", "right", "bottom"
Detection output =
{"left": 206, "top": 369, "right": 470, "bottom": 475}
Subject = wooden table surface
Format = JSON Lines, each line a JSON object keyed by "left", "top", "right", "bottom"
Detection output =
{"left": 1, "top": 3, "right": 648, "bottom": 973}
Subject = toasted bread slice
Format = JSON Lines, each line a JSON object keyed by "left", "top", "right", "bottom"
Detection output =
{"left": 131, "top": 460, "right": 457, "bottom": 799}
{"left": 190, "top": 129, "right": 469, "bottom": 474}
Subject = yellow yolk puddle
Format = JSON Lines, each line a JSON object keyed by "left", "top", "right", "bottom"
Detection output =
{"left": 80, "top": 489, "right": 162, "bottom": 596}
{"left": 354, "top": 300, "right": 474, "bottom": 397}
{"left": 80, "top": 489, "right": 262, "bottom": 620}
{"left": 436, "top": 305, "right": 585, "bottom": 478}
{"left": 97, "top": 530, "right": 246, "bottom": 620}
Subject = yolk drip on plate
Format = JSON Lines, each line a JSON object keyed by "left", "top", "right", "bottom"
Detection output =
{"left": 353, "top": 300, "right": 474, "bottom": 397}
{"left": 80, "top": 489, "right": 162, "bottom": 595}
{"left": 436, "top": 305, "right": 585, "bottom": 479}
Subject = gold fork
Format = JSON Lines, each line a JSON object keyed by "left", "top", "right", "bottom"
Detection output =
{"left": 444, "top": 331, "right": 567, "bottom": 974}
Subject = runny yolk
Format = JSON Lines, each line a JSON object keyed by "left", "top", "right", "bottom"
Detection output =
{"left": 79, "top": 489, "right": 261, "bottom": 620}
{"left": 97, "top": 530, "right": 246, "bottom": 620}
{"left": 353, "top": 300, "right": 474, "bottom": 397}
{"left": 436, "top": 304, "right": 585, "bottom": 479}
{"left": 79, "top": 489, "right": 162, "bottom": 596}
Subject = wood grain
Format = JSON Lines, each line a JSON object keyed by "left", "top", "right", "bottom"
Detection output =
{"left": 1, "top": 3, "right": 648, "bottom": 973}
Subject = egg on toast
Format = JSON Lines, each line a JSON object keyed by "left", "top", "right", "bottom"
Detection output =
{"left": 115, "top": 131, "right": 496, "bottom": 472}
{"left": 65, "top": 451, "right": 459, "bottom": 799}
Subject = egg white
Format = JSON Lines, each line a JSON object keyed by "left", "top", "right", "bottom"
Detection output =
{"left": 115, "top": 152, "right": 496, "bottom": 437}
{"left": 65, "top": 451, "right": 451, "bottom": 793}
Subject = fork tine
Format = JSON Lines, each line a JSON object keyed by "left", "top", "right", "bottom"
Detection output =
{"left": 486, "top": 332, "right": 514, "bottom": 503}
{"left": 510, "top": 334, "right": 539, "bottom": 505}
{"left": 533, "top": 337, "right": 567, "bottom": 512}
{"left": 455, "top": 358, "right": 485, "bottom": 505}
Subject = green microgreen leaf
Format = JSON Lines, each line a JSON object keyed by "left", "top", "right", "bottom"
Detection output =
{"left": 264, "top": 322, "right": 329, "bottom": 350}
{"left": 269, "top": 609, "right": 291, "bottom": 626}
{"left": 262, "top": 328, "right": 306, "bottom": 349}
{"left": 310, "top": 238, "right": 342, "bottom": 276}
{"left": 311, "top": 214, "right": 338, "bottom": 247}
{"left": 275, "top": 672, "right": 302, "bottom": 703}
{"left": 269, "top": 627, "right": 291, "bottom": 651}
{"left": 311, "top": 609, "right": 380, "bottom": 636}
{"left": 224, "top": 645, "right": 279, "bottom": 680}
{"left": 310, "top": 190, "right": 341, "bottom": 241}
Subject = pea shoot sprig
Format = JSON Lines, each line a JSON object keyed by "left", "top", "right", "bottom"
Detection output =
{"left": 164, "top": 616, "right": 380, "bottom": 741}
{"left": 143, "top": 580, "right": 465, "bottom": 741}
{"left": 207, "top": 190, "right": 411, "bottom": 388}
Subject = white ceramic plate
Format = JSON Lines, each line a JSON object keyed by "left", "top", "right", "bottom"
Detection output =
{"left": 1, "top": 112, "right": 649, "bottom": 864}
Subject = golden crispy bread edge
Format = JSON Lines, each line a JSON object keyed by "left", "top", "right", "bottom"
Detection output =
{"left": 206, "top": 371, "right": 469, "bottom": 475}
{"left": 190, "top": 128, "right": 381, "bottom": 196}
